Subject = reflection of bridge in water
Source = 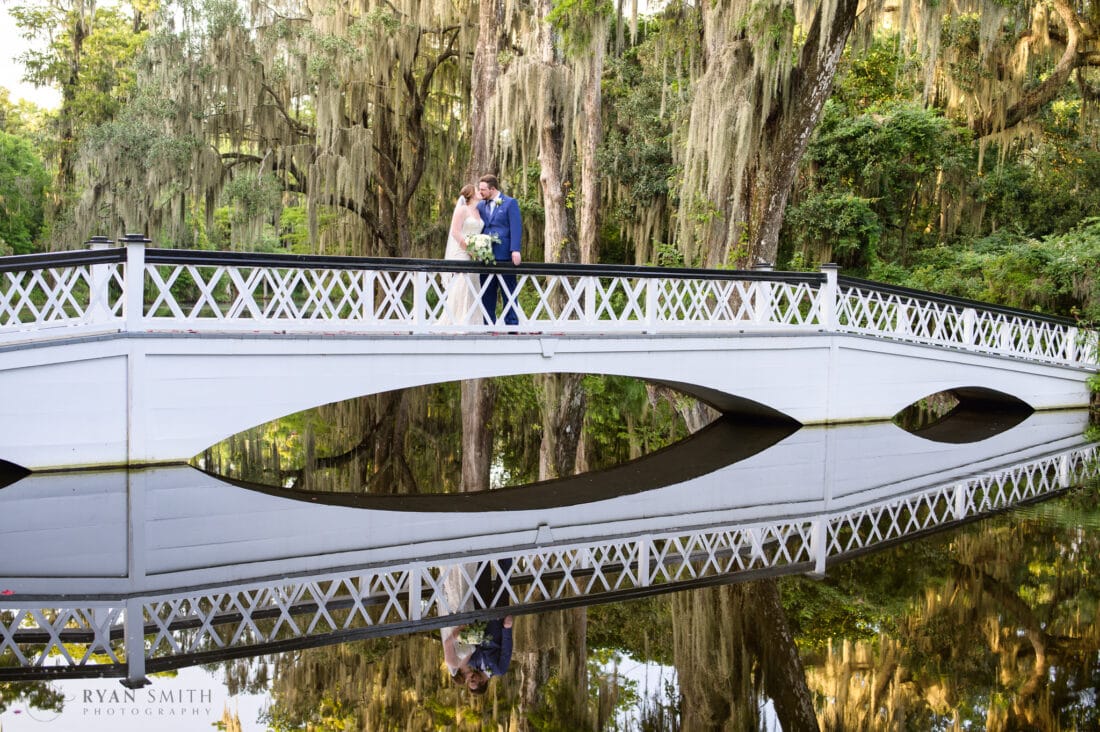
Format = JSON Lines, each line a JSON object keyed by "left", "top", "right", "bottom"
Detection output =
{"left": 2, "top": 410, "right": 1096, "bottom": 686}
{"left": 1, "top": 239, "right": 1097, "bottom": 470}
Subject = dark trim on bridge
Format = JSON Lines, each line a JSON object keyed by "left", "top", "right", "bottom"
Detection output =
{"left": 142, "top": 246, "right": 826, "bottom": 283}
{"left": 0, "top": 247, "right": 126, "bottom": 272}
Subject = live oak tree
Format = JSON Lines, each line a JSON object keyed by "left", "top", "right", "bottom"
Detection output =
{"left": 74, "top": 0, "right": 478, "bottom": 254}
{"left": 10, "top": 0, "right": 148, "bottom": 229}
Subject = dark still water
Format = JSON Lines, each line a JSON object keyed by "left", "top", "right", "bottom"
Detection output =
{"left": 2, "top": 376, "right": 1098, "bottom": 732}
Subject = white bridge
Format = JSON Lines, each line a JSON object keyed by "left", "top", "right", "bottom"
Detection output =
{"left": 1, "top": 236, "right": 1098, "bottom": 471}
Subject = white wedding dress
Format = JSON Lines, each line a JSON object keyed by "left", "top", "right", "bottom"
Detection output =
{"left": 442, "top": 212, "right": 483, "bottom": 325}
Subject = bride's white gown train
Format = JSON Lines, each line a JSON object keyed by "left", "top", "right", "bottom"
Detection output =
{"left": 443, "top": 214, "right": 483, "bottom": 325}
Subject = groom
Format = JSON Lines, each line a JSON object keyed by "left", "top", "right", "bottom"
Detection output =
{"left": 476, "top": 174, "right": 522, "bottom": 326}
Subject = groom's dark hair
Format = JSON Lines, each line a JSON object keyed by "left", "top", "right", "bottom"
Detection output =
{"left": 479, "top": 174, "right": 500, "bottom": 190}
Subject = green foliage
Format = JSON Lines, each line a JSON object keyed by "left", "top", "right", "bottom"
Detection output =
{"left": 885, "top": 218, "right": 1100, "bottom": 321}
{"left": 782, "top": 538, "right": 953, "bottom": 651}
{"left": 0, "top": 130, "right": 51, "bottom": 253}
{"left": 797, "top": 100, "right": 973, "bottom": 266}
{"left": 582, "top": 375, "right": 689, "bottom": 470}
{"left": 832, "top": 34, "right": 921, "bottom": 109}
{"left": 547, "top": 0, "right": 614, "bottom": 51}
{"left": 223, "top": 172, "right": 283, "bottom": 225}
{"left": 588, "top": 598, "right": 675, "bottom": 666}
{"left": 12, "top": 0, "right": 146, "bottom": 144}
{"left": 0, "top": 680, "right": 65, "bottom": 716}
{"left": 782, "top": 187, "right": 880, "bottom": 269}
{"left": 977, "top": 134, "right": 1100, "bottom": 238}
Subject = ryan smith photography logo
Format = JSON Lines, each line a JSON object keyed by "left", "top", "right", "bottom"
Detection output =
{"left": 79, "top": 687, "right": 215, "bottom": 718}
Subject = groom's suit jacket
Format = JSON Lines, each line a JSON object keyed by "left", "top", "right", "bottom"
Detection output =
{"left": 478, "top": 194, "right": 523, "bottom": 261}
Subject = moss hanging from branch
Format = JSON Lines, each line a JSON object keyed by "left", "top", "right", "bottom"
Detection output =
{"left": 75, "top": 0, "right": 480, "bottom": 254}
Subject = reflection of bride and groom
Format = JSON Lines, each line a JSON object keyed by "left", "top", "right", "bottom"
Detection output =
{"left": 443, "top": 174, "right": 523, "bottom": 326}
{"left": 440, "top": 559, "right": 514, "bottom": 695}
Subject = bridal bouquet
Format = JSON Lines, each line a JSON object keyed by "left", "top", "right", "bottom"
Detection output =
{"left": 456, "top": 621, "right": 487, "bottom": 646}
{"left": 466, "top": 234, "right": 499, "bottom": 265}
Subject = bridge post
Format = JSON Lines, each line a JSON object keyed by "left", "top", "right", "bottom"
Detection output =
{"left": 819, "top": 263, "right": 839, "bottom": 330}
{"left": 752, "top": 261, "right": 774, "bottom": 324}
{"left": 122, "top": 234, "right": 149, "bottom": 332}
{"left": 809, "top": 519, "right": 827, "bottom": 578}
{"left": 413, "top": 271, "right": 427, "bottom": 329}
{"left": 407, "top": 567, "right": 423, "bottom": 620}
{"left": 86, "top": 235, "right": 114, "bottom": 324}
{"left": 953, "top": 482, "right": 969, "bottom": 520}
{"left": 584, "top": 276, "right": 597, "bottom": 325}
{"left": 998, "top": 319, "right": 1014, "bottom": 352}
{"left": 961, "top": 308, "right": 976, "bottom": 348}
{"left": 120, "top": 597, "right": 150, "bottom": 689}
{"left": 637, "top": 536, "right": 651, "bottom": 586}
{"left": 644, "top": 279, "right": 658, "bottom": 331}
{"left": 1058, "top": 454, "right": 1071, "bottom": 488}
{"left": 1063, "top": 326, "right": 1078, "bottom": 363}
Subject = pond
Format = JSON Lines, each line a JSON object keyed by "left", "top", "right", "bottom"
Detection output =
{"left": 1, "top": 377, "right": 1098, "bottom": 731}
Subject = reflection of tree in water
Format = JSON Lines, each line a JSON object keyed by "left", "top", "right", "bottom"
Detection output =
{"left": 671, "top": 580, "right": 817, "bottom": 731}
{"left": 224, "top": 636, "right": 516, "bottom": 729}
{"left": 796, "top": 484, "right": 1100, "bottom": 730}
{"left": 0, "top": 680, "right": 65, "bottom": 717}
{"left": 195, "top": 375, "right": 697, "bottom": 494}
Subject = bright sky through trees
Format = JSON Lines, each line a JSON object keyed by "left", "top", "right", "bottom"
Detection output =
{"left": 0, "top": 6, "right": 61, "bottom": 108}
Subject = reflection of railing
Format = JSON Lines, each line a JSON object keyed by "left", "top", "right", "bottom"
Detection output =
{"left": 3, "top": 441, "right": 1097, "bottom": 683}
{"left": 1, "top": 238, "right": 1095, "bottom": 366}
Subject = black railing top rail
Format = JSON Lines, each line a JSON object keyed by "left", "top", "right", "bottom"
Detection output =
{"left": 837, "top": 274, "right": 1080, "bottom": 327}
{"left": 141, "top": 247, "right": 827, "bottom": 284}
{"left": 0, "top": 247, "right": 126, "bottom": 273}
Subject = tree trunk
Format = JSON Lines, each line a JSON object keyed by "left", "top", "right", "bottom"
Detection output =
{"left": 742, "top": 0, "right": 860, "bottom": 268}
{"left": 53, "top": 1, "right": 90, "bottom": 226}
{"left": 460, "top": 378, "right": 496, "bottom": 492}
{"left": 537, "top": 371, "right": 586, "bottom": 480}
{"left": 537, "top": 0, "right": 575, "bottom": 264}
{"left": 578, "top": 21, "right": 607, "bottom": 264}
{"left": 672, "top": 581, "right": 819, "bottom": 731}
{"left": 459, "top": 0, "right": 503, "bottom": 497}
{"left": 750, "top": 580, "right": 820, "bottom": 731}
{"left": 682, "top": 0, "right": 859, "bottom": 269}
{"left": 466, "top": 0, "right": 502, "bottom": 181}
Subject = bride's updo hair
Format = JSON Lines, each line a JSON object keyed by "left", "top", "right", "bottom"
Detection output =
{"left": 458, "top": 183, "right": 476, "bottom": 204}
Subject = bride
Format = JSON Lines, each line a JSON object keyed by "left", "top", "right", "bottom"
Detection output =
{"left": 443, "top": 183, "right": 484, "bottom": 325}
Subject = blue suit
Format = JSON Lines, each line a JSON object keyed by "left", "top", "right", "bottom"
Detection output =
{"left": 477, "top": 194, "right": 523, "bottom": 325}
{"left": 468, "top": 619, "right": 513, "bottom": 677}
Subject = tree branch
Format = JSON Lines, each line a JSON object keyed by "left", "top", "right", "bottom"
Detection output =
{"left": 971, "top": 0, "right": 1084, "bottom": 137}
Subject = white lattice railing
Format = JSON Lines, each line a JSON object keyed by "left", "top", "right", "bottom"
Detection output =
{"left": 0, "top": 240, "right": 125, "bottom": 336}
{"left": 1, "top": 239, "right": 1096, "bottom": 367}
{"left": 4, "top": 441, "right": 1097, "bottom": 682}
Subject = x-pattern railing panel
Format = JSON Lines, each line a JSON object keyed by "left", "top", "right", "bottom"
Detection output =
{"left": 1, "top": 262, "right": 124, "bottom": 333}
{"left": 836, "top": 283, "right": 1086, "bottom": 365}
{"left": 827, "top": 445, "right": 1100, "bottom": 555}
{"left": 0, "top": 606, "right": 126, "bottom": 667}
{"left": 140, "top": 262, "right": 828, "bottom": 333}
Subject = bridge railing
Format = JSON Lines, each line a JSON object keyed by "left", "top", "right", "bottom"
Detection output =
{"left": 136, "top": 244, "right": 827, "bottom": 333}
{"left": 1, "top": 238, "right": 1096, "bottom": 367}
{"left": 0, "top": 239, "right": 126, "bottom": 339}
{"left": 2, "top": 440, "right": 1097, "bottom": 682}
{"left": 834, "top": 274, "right": 1093, "bottom": 365}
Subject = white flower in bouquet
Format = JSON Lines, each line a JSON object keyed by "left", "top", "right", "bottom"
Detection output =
{"left": 456, "top": 621, "right": 487, "bottom": 646}
{"left": 466, "top": 234, "right": 499, "bottom": 264}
